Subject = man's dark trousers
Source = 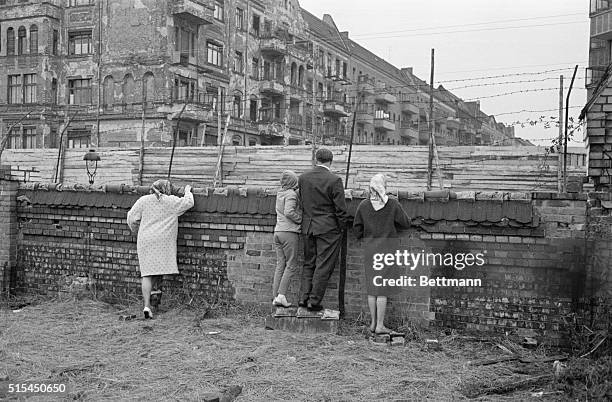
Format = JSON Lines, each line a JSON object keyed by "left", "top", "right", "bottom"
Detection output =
{"left": 300, "top": 229, "right": 342, "bottom": 306}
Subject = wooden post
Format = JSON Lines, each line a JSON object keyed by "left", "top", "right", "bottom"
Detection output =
{"left": 138, "top": 98, "right": 146, "bottom": 185}
{"left": 563, "top": 65, "right": 578, "bottom": 192}
{"left": 167, "top": 103, "right": 188, "bottom": 180}
{"left": 54, "top": 110, "right": 80, "bottom": 183}
{"left": 557, "top": 75, "right": 563, "bottom": 193}
{"left": 427, "top": 49, "right": 434, "bottom": 190}
{"left": 213, "top": 114, "right": 231, "bottom": 187}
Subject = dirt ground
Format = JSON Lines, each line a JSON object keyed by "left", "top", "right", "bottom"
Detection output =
{"left": 0, "top": 297, "right": 594, "bottom": 401}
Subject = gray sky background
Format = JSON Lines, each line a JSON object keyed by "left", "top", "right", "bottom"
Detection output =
{"left": 298, "top": 0, "right": 589, "bottom": 146}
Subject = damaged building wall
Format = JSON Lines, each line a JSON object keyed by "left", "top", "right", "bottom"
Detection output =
{"left": 0, "top": 0, "right": 517, "bottom": 150}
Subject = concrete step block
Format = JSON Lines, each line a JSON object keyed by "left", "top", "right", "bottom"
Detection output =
{"left": 264, "top": 315, "right": 339, "bottom": 334}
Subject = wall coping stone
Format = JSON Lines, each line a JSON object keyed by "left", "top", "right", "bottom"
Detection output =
{"left": 15, "top": 183, "right": 591, "bottom": 230}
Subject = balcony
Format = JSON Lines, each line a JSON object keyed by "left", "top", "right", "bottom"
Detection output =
{"left": 157, "top": 102, "right": 212, "bottom": 122}
{"left": 170, "top": 50, "right": 198, "bottom": 67}
{"left": 323, "top": 100, "right": 349, "bottom": 117}
{"left": 357, "top": 75, "right": 375, "bottom": 95}
{"left": 258, "top": 114, "right": 286, "bottom": 137}
{"left": 374, "top": 111, "right": 395, "bottom": 131}
{"left": 399, "top": 121, "right": 419, "bottom": 141}
{"left": 260, "top": 37, "right": 287, "bottom": 56}
{"left": 286, "top": 85, "right": 306, "bottom": 100}
{"left": 374, "top": 90, "right": 397, "bottom": 104}
{"left": 401, "top": 101, "right": 419, "bottom": 115}
{"left": 355, "top": 106, "right": 374, "bottom": 125}
{"left": 170, "top": 0, "right": 213, "bottom": 25}
{"left": 586, "top": 65, "right": 609, "bottom": 87}
{"left": 259, "top": 79, "right": 285, "bottom": 96}
{"left": 445, "top": 117, "right": 461, "bottom": 130}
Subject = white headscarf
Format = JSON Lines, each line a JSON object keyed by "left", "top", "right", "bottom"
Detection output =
{"left": 369, "top": 173, "right": 388, "bottom": 211}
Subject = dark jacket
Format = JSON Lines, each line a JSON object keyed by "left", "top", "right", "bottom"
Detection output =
{"left": 298, "top": 165, "right": 350, "bottom": 235}
{"left": 353, "top": 197, "right": 411, "bottom": 239}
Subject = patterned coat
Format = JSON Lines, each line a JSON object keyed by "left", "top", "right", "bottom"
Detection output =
{"left": 127, "top": 192, "right": 194, "bottom": 277}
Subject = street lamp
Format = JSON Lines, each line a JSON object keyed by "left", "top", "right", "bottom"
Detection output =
{"left": 83, "top": 149, "right": 101, "bottom": 184}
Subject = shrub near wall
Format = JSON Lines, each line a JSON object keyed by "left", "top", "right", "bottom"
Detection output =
{"left": 5, "top": 182, "right": 608, "bottom": 343}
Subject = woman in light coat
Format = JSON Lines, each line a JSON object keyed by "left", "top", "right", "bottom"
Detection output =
{"left": 127, "top": 179, "right": 194, "bottom": 318}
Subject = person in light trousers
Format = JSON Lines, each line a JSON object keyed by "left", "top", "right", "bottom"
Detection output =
{"left": 272, "top": 170, "right": 303, "bottom": 307}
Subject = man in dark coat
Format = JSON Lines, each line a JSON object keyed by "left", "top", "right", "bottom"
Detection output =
{"left": 298, "top": 148, "right": 350, "bottom": 311}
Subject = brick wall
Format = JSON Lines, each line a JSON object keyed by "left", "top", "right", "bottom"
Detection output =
{"left": 0, "top": 173, "right": 18, "bottom": 294}
{"left": 584, "top": 192, "right": 612, "bottom": 330}
{"left": 4, "top": 183, "right": 611, "bottom": 344}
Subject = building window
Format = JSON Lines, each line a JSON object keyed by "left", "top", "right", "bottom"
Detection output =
{"left": 8, "top": 75, "right": 21, "bottom": 104}
{"left": 8, "top": 127, "right": 37, "bottom": 149}
{"left": 206, "top": 41, "right": 223, "bottom": 66}
{"left": 67, "top": 130, "right": 90, "bottom": 149}
{"left": 17, "top": 26, "right": 26, "bottom": 55}
{"left": 68, "top": 31, "right": 93, "bottom": 55}
{"left": 213, "top": 1, "right": 224, "bottom": 21}
{"left": 7, "top": 28, "right": 15, "bottom": 55}
{"left": 232, "top": 93, "right": 241, "bottom": 118}
{"left": 68, "top": 0, "right": 94, "bottom": 6}
{"left": 174, "top": 26, "right": 195, "bottom": 58}
{"left": 29, "top": 25, "right": 38, "bottom": 54}
{"left": 23, "top": 74, "right": 36, "bottom": 103}
{"left": 143, "top": 72, "right": 155, "bottom": 105}
{"left": 234, "top": 51, "right": 243, "bottom": 73}
{"left": 68, "top": 78, "right": 92, "bottom": 104}
{"left": 252, "top": 14, "right": 260, "bottom": 36}
{"left": 50, "top": 78, "right": 57, "bottom": 104}
{"left": 102, "top": 75, "right": 114, "bottom": 108}
{"left": 23, "top": 127, "right": 36, "bottom": 148}
{"left": 206, "top": 85, "right": 219, "bottom": 110}
{"left": 174, "top": 76, "right": 196, "bottom": 101}
{"left": 52, "top": 30, "right": 58, "bottom": 55}
{"left": 236, "top": 8, "right": 244, "bottom": 30}
{"left": 249, "top": 98, "right": 257, "bottom": 121}
{"left": 251, "top": 57, "right": 259, "bottom": 79}
{"left": 191, "top": 32, "right": 196, "bottom": 57}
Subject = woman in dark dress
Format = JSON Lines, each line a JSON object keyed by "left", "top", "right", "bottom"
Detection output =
{"left": 353, "top": 173, "right": 411, "bottom": 334}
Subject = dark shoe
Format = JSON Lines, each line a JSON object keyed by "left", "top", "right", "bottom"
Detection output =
{"left": 143, "top": 307, "right": 153, "bottom": 319}
{"left": 307, "top": 303, "right": 323, "bottom": 312}
{"left": 298, "top": 300, "right": 308, "bottom": 308}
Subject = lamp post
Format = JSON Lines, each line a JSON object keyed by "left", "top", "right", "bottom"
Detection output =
{"left": 83, "top": 149, "right": 101, "bottom": 184}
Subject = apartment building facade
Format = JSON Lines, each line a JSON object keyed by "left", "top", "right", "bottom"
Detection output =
{"left": 0, "top": 0, "right": 516, "bottom": 151}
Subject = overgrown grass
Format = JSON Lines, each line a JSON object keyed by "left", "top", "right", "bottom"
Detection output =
{"left": 0, "top": 293, "right": 607, "bottom": 401}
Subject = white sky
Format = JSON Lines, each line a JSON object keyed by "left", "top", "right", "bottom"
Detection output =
{"left": 298, "top": 0, "right": 589, "bottom": 146}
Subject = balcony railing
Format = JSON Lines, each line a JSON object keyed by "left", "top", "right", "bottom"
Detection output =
{"left": 259, "top": 79, "right": 285, "bottom": 95}
{"left": 323, "top": 100, "right": 349, "bottom": 117}
{"left": 260, "top": 37, "right": 286, "bottom": 55}
{"left": 287, "top": 85, "right": 306, "bottom": 99}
